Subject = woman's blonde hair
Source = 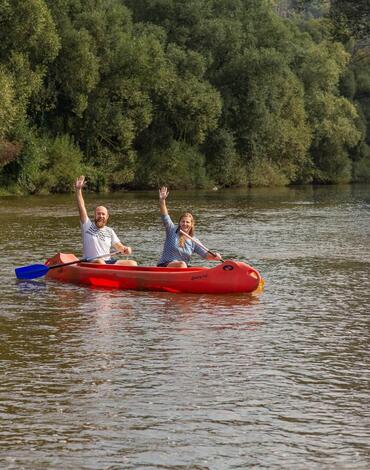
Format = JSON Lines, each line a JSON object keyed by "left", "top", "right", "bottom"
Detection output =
{"left": 178, "top": 212, "right": 195, "bottom": 247}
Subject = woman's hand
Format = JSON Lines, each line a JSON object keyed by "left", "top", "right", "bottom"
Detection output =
{"left": 159, "top": 187, "right": 169, "bottom": 215}
{"left": 159, "top": 186, "right": 169, "bottom": 201}
{"left": 207, "top": 251, "right": 222, "bottom": 261}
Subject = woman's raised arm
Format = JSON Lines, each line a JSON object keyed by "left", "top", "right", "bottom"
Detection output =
{"left": 159, "top": 186, "right": 169, "bottom": 216}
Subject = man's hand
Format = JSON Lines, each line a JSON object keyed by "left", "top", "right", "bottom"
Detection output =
{"left": 121, "top": 246, "right": 132, "bottom": 256}
{"left": 75, "top": 175, "right": 88, "bottom": 223}
{"left": 75, "top": 175, "right": 85, "bottom": 191}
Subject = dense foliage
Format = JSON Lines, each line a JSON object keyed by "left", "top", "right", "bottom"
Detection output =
{"left": 0, "top": 0, "right": 369, "bottom": 193}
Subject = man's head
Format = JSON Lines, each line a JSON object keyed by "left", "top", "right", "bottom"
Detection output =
{"left": 94, "top": 206, "right": 109, "bottom": 228}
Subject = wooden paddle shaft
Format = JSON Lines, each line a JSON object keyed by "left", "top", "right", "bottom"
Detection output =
{"left": 179, "top": 230, "right": 223, "bottom": 261}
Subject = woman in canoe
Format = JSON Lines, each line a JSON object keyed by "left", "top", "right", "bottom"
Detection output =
{"left": 157, "top": 186, "right": 222, "bottom": 268}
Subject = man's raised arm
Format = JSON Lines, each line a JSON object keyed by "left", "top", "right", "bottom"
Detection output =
{"left": 75, "top": 175, "right": 88, "bottom": 224}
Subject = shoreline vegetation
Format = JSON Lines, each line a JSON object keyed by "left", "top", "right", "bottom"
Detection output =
{"left": 0, "top": 0, "right": 369, "bottom": 195}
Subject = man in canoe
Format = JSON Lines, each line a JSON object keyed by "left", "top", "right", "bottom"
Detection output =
{"left": 75, "top": 175, "right": 137, "bottom": 266}
{"left": 157, "top": 186, "right": 222, "bottom": 268}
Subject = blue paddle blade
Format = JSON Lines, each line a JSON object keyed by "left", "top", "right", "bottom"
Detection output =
{"left": 15, "top": 263, "right": 49, "bottom": 280}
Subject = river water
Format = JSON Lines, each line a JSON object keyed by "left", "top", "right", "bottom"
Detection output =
{"left": 1, "top": 185, "right": 369, "bottom": 469}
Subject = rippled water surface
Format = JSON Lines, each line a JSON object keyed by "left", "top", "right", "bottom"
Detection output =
{"left": 1, "top": 185, "right": 370, "bottom": 469}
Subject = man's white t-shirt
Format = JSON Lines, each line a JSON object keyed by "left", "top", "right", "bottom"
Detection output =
{"left": 81, "top": 218, "right": 120, "bottom": 260}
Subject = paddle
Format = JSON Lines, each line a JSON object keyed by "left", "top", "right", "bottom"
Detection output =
{"left": 15, "top": 251, "right": 120, "bottom": 280}
{"left": 179, "top": 230, "right": 225, "bottom": 263}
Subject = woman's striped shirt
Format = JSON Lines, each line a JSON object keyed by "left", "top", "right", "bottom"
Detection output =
{"left": 158, "top": 214, "right": 208, "bottom": 265}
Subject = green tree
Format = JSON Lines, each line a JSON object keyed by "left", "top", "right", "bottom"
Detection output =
{"left": 296, "top": 27, "right": 361, "bottom": 182}
{"left": 330, "top": 0, "right": 370, "bottom": 41}
{"left": 0, "top": 0, "right": 60, "bottom": 188}
{"left": 39, "top": 0, "right": 221, "bottom": 189}
{"left": 137, "top": 139, "right": 209, "bottom": 189}
{"left": 0, "top": 69, "right": 17, "bottom": 140}
{"left": 202, "top": 129, "right": 247, "bottom": 187}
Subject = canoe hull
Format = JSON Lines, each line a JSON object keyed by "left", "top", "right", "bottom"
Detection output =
{"left": 45, "top": 253, "right": 262, "bottom": 294}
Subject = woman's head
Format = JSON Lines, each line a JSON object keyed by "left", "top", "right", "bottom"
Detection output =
{"left": 178, "top": 212, "right": 195, "bottom": 242}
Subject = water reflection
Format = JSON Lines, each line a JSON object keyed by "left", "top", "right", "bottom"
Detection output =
{"left": 15, "top": 279, "right": 47, "bottom": 292}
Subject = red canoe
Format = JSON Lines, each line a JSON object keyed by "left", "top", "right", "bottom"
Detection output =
{"left": 45, "top": 253, "right": 263, "bottom": 294}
